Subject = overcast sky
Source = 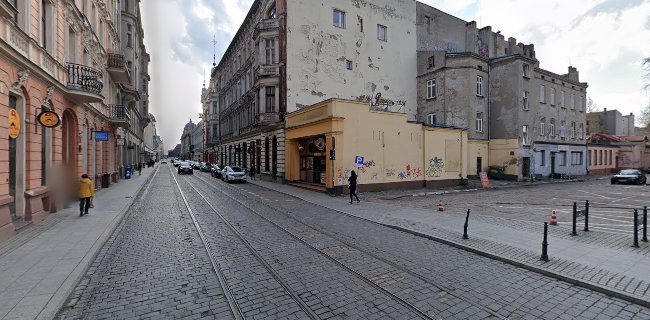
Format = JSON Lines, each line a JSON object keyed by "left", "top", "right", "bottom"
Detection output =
{"left": 141, "top": 0, "right": 650, "bottom": 151}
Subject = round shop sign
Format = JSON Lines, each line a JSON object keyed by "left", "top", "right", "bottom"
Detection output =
{"left": 8, "top": 108, "right": 20, "bottom": 139}
{"left": 37, "top": 110, "right": 61, "bottom": 128}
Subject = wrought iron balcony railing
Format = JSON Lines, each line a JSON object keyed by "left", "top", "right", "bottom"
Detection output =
{"left": 66, "top": 63, "right": 103, "bottom": 95}
{"left": 107, "top": 52, "right": 126, "bottom": 69}
{"left": 109, "top": 105, "right": 130, "bottom": 122}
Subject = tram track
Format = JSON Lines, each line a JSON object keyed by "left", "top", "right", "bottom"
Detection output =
{"left": 191, "top": 173, "right": 507, "bottom": 319}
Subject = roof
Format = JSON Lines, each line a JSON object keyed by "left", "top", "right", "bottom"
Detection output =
{"left": 588, "top": 133, "right": 648, "bottom": 144}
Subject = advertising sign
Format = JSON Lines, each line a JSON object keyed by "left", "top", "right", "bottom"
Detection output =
{"left": 37, "top": 110, "right": 61, "bottom": 128}
{"left": 94, "top": 131, "right": 109, "bottom": 141}
{"left": 8, "top": 109, "right": 20, "bottom": 139}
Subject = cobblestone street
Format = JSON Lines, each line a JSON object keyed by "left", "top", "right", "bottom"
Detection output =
{"left": 56, "top": 166, "right": 650, "bottom": 319}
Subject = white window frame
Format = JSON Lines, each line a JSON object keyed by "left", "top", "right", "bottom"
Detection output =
{"left": 571, "top": 94, "right": 576, "bottom": 109}
{"left": 346, "top": 60, "right": 353, "bottom": 70}
{"left": 571, "top": 152, "right": 583, "bottom": 166}
{"left": 540, "top": 121, "right": 545, "bottom": 136}
{"left": 333, "top": 9, "right": 345, "bottom": 29}
{"left": 540, "top": 85, "right": 545, "bottom": 103}
{"left": 550, "top": 88, "right": 556, "bottom": 106}
{"left": 476, "top": 112, "right": 484, "bottom": 133}
{"left": 560, "top": 91, "right": 565, "bottom": 108}
{"left": 377, "top": 24, "right": 387, "bottom": 42}
{"left": 264, "top": 38, "right": 276, "bottom": 64}
{"left": 476, "top": 76, "right": 483, "bottom": 96}
{"left": 579, "top": 124, "right": 584, "bottom": 139}
{"left": 560, "top": 120, "right": 566, "bottom": 138}
{"left": 523, "top": 91, "right": 529, "bottom": 110}
{"left": 522, "top": 125, "right": 529, "bottom": 145}
{"left": 426, "top": 79, "right": 436, "bottom": 99}
{"left": 550, "top": 119, "right": 555, "bottom": 137}
{"left": 427, "top": 113, "right": 436, "bottom": 125}
{"left": 523, "top": 64, "right": 530, "bottom": 77}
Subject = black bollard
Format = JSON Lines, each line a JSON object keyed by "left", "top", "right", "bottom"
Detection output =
{"left": 541, "top": 222, "right": 549, "bottom": 262}
{"left": 633, "top": 209, "right": 640, "bottom": 248}
{"left": 463, "top": 209, "right": 470, "bottom": 239}
{"left": 584, "top": 200, "right": 590, "bottom": 232}
{"left": 641, "top": 206, "right": 648, "bottom": 242}
{"left": 572, "top": 202, "right": 578, "bottom": 236}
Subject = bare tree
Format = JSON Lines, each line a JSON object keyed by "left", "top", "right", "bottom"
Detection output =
{"left": 586, "top": 96, "right": 598, "bottom": 112}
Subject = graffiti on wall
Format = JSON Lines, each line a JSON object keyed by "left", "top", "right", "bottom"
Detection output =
{"left": 394, "top": 164, "right": 423, "bottom": 180}
{"left": 426, "top": 157, "right": 444, "bottom": 177}
{"left": 356, "top": 92, "right": 406, "bottom": 113}
{"left": 385, "top": 168, "right": 396, "bottom": 177}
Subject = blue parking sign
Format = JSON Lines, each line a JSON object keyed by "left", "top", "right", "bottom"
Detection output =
{"left": 355, "top": 156, "right": 364, "bottom": 167}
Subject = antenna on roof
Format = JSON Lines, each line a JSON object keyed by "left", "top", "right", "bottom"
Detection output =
{"left": 203, "top": 69, "right": 205, "bottom": 88}
{"left": 212, "top": 35, "right": 217, "bottom": 67}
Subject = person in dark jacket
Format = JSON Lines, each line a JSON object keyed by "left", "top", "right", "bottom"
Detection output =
{"left": 348, "top": 170, "right": 360, "bottom": 204}
{"left": 249, "top": 165, "right": 256, "bottom": 180}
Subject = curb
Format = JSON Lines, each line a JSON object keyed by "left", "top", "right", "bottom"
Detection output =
{"left": 382, "top": 224, "right": 650, "bottom": 309}
{"left": 248, "top": 180, "right": 650, "bottom": 308}
{"left": 37, "top": 166, "right": 160, "bottom": 320}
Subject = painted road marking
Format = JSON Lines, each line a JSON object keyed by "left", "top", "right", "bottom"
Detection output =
{"left": 578, "top": 190, "right": 615, "bottom": 199}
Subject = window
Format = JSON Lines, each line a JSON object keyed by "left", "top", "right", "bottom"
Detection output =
{"left": 598, "top": 150, "right": 603, "bottom": 165}
{"left": 579, "top": 123, "right": 584, "bottom": 139}
{"left": 127, "top": 23, "right": 133, "bottom": 48}
{"left": 426, "top": 79, "right": 436, "bottom": 99}
{"left": 560, "top": 120, "right": 566, "bottom": 138}
{"left": 550, "top": 88, "right": 556, "bottom": 106}
{"left": 346, "top": 60, "right": 352, "bottom": 70}
{"left": 476, "top": 112, "right": 484, "bottom": 133}
{"left": 424, "top": 15, "right": 430, "bottom": 24}
{"left": 571, "top": 122, "right": 576, "bottom": 139}
{"left": 572, "top": 152, "right": 582, "bottom": 166}
{"left": 359, "top": 18, "right": 363, "bottom": 32}
{"left": 571, "top": 94, "right": 576, "bottom": 109}
{"left": 539, "top": 85, "right": 545, "bottom": 103}
{"left": 523, "top": 91, "right": 529, "bottom": 110}
{"left": 539, "top": 119, "right": 545, "bottom": 136}
{"left": 476, "top": 76, "right": 483, "bottom": 96}
{"left": 377, "top": 25, "right": 387, "bottom": 41}
{"left": 427, "top": 113, "right": 436, "bottom": 125}
{"left": 267, "top": 3, "right": 277, "bottom": 19}
{"left": 124, "top": 0, "right": 129, "bottom": 12}
{"left": 609, "top": 150, "right": 612, "bottom": 165}
{"left": 523, "top": 64, "right": 530, "bottom": 77}
{"left": 427, "top": 56, "right": 434, "bottom": 69}
{"left": 265, "top": 87, "right": 276, "bottom": 113}
{"left": 41, "top": 0, "right": 48, "bottom": 49}
{"left": 560, "top": 91, "right": 565, "bottom": 108}
{"left": 333, "top": 9, "right": 345, "bottom": 28}
{"left": 265, "top": 39, "right": 276, "bottom": 64}
{"left": 550, "top": 119, "right": 555, "bottom": 137}
{"left": 522, "top": 125, "right": 529, "bottom": 145}
{"left": 559, "top": 151, "right": 567, "bottom": 166}
{"left": 579, "top": 96, "right": 583, "bottom": 111}
{"left": 540, "top": 150, "right": 545, "bottom": 166}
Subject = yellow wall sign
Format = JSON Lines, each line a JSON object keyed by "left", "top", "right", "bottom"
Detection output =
{"left": 37, "top": 110, "right": 61, "bottom": 128}
{"left": 8, "top": 108, "right": 20, "bottom": 139}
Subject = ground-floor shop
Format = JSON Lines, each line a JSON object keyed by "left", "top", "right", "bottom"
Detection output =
{"left": 284, "top": 99, "right": 469, "bottom": 193}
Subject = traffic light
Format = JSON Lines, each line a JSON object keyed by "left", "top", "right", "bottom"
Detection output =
{"left": 329, "top": 149, "right": 335, "bottom": 160}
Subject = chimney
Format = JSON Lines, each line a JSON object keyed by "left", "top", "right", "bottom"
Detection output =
{"left": 603, "top": 108, "right": 607, "bottom": 112}
{"left": 568, "top": 66, "right": 579, "bottom": 82}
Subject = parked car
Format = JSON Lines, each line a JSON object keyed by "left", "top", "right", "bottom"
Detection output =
{"left": 178, "top": 162, "right": 193, "bottom": 175}
{"left": 192, "top": 162, "right": 201, "bottom": 169}
{"left": 200, "top": 163, "right": 211, "bottom": 172}
{"left": 211, "top": 165, "right": 224, "bottom": 179}
{"left": 222, "top": 166, "right": 247, "bottom": 183}
{"left": 611, "top": 169, "right": 646, "bottom": 185}
{"left": 172, "top": 160, "right": 180, "bottom": 167}
{"left": 160, "top": 159, "right": 167, "bottom": 164}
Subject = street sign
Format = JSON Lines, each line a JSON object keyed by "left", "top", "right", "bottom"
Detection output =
{"left": 355, "top": 156, "right": 364, "bottom": 168}
{"left": 8, "top": 108, "right": 20, "bottom": 139}
{"left": 94, "top": 131, "right": 109, "bottom": 141}
{"left": 117, "top": 138, "right": 124, "bottom": 146}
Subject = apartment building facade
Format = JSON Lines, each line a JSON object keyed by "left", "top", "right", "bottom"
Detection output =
{"left": 415, "top": 2, "right": 588, "bottom": 180}
{"left": 204, "top": 0, "right": 417, "bottom": 182}
{"left": 0, "top": 0, "right": 151, "bottom": 240}
{"left": 587, "top": 108, "right": 635, "bottom": 136}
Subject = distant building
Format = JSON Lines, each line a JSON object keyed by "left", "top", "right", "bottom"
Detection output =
{"left": 168, "top": 144, "right": 182, "bottom": 158}
{"left": 588, "top": 134, "right": 650, "bottom": 172}
{"left": 180, "top": 119, "right": 196, "bottom": 160}
{"left": 191, "top": 120, "right": 204, "bottom": 162}
{"left": 587, "top": 109, "right": 635, "bottom": 136}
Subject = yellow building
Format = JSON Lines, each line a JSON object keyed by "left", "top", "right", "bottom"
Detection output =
{"left": 285, "top": 99, "right": 468, "bottom": 192}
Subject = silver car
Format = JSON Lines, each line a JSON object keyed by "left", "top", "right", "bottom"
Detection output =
{"left": 222, "top": 166, "right": 247, "bottom": 183}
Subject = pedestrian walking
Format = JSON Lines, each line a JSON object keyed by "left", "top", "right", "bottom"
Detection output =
{"left": 250, "top": 165, "right": 256, "bottom": 180}
{"left": 348, "top": 170, "right": 360, "bottom": 204}
{"left": 79, "top": 174, "right": 95, "bottom": 217}
{"left": 138, "top": 163, "right": 142, "bottom": 176}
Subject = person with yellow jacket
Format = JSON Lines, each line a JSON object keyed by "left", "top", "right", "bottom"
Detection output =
{"left": 79, "top": 174, "right": 95, "bottom": 217}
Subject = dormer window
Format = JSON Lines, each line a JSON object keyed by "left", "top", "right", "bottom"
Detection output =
{"left": 427, "top": 56, "right": 434, "bottom": 69}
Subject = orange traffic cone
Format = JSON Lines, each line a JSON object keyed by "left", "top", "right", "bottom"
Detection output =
{"left": 437, "top": 200, "right": 444, "bottom": 212}
{"left": 549, "top": 210, "right": 558, "bottom": 225}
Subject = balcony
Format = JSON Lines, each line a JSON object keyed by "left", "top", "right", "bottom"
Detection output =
{"left": 109, "top": 105, "right": 130, "bottom": 128}
{"left": 107, "top": 52, "right": 130, "bottom": 83}
{"left": 258, "top": 65, "right": 279, "bottom": 77}
{"left": 66, "top": 63, "right": 104, "bottom": 103}
{"left": 256, "top": 18, "right": 279, "bottom": 31}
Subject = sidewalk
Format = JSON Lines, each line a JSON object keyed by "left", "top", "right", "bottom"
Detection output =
{"left": 248, "top": 179, "right": 650, "bottom": 307}
{"left": 0, "top": 166, "right": 157, "bottom": 320}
